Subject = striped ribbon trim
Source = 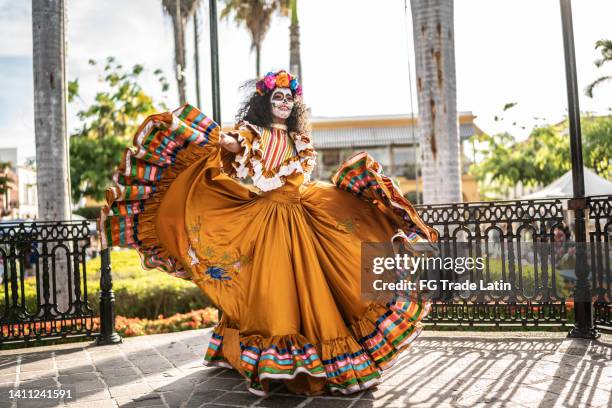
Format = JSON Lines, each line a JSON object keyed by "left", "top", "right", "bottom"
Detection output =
{"left": 356, "top": 299, "right": 431, "bottom": 371}
{"left": 97, "top": 104, "right": 219, "bottom": 279}
{"left": 203, "top": 297, "right": 430, "bottom": 395}
{"left": 331, "top": 151, "right": 439, "bottom": 243}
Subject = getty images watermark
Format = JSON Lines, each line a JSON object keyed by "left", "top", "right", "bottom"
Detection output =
{"left": 360, "top": 241, "right": 592, "bottom": 303}
{"left": 369, "top": 252, "right": 511, "bottom": 291}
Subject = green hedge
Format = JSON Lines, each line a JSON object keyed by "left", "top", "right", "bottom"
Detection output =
{"left": 1, "top": 250, "right": 213, "bottom": 320}
{"left": 101, "top": 277, "right": 212, "bottom": 319}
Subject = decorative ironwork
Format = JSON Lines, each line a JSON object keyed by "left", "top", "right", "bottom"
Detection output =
{"left": 0, "top": 221, "right": 96, "bottom": 345}
{"left": 415, "top": 198, "right": 569, "bottom": 327}
{"left": 1, "top": 196, "right": 609, "bottom": 345}
{"left": 589, "top": 195, "right": 612, "bottom": 333}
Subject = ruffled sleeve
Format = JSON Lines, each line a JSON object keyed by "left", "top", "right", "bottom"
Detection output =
{"left": 292, "top": 131, "right": 317, "bottom": 183}
{"left": 220, "top": 122, "right": 262, "bottom": 180}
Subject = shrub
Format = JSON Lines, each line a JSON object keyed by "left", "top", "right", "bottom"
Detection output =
{"left": 1, "top": 249, "right": 213, "bottom": 319}
{"left": 101, "top": 277, "right": 212, "bottom": 319}
{"left": 73, "top": 206, "right": 103, "bottom": 220}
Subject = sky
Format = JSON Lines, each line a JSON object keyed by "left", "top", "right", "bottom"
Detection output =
{"left": 0, "top": 0, "right": 611, "bottom": 164}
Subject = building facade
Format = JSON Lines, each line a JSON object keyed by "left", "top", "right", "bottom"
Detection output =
{"left": 0, "top": 148, "right": 38, "bottom": 219}
{"left": 310, "top": 112, "right": 482, "bottom": 202}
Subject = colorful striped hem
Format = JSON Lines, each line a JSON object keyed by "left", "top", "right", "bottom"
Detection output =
{"left": 260, "top": 366, "right": 328, "bottom": 381}
{"left": 328, "top": 376, "right": 381, "bottom": 395}
{"left": 351, "top": 298, "right": 431, "bottom": 371}
{"left": 204, "top": 326, "right": 393, "bottom": 396}
{"left": 204, "top": 297, "right": 430, "bottom": 396}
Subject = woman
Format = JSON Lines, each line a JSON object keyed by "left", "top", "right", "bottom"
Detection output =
{"left": 99, "top": 69, "right": 438, "bottom": 396}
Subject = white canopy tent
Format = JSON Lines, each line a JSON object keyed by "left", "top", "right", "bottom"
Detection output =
{"left": 522, "top": 167, "right": 612, "bottom": 199}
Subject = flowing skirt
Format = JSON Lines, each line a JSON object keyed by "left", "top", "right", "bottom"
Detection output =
{"left": 98, "top": 104, "right": 438, "bottom": 396}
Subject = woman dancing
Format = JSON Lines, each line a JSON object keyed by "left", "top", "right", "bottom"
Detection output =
{"left": 99, "top": 69, "right": 438, "bottom": 396}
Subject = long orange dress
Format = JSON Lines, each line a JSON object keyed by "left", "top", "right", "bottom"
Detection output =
{"left": 99, "top": 103, "right": 438, "bottom": 396}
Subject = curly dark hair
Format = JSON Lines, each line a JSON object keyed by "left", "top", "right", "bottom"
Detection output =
{"left": 235, "top": 79, "right": 310, "bottom": 134}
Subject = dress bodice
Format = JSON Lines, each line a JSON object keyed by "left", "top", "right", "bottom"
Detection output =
{"left": 221, "top": 122, "right": 317, "bottom": 193}
{"left": 258, "top": 126, "right": 298, "bottom": 173}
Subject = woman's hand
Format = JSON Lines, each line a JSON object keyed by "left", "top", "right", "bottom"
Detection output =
{"left": 219, "top": 132, "right": 242, "bottom": 154}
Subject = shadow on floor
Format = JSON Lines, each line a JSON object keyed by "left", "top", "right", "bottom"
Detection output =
{"left": 1, "top": 332, "right": 610, "bottom": 407}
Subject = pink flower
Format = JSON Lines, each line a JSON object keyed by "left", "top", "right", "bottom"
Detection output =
{"left": 264, "top": 75, "right": 276, "bottom": 90}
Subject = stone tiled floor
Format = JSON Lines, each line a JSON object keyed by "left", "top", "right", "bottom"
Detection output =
{"left": 0, "top": 329, "right": 610, "bottom": 408}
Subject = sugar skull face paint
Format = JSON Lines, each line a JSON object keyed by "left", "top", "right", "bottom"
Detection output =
{"left": 270, "top": 87, "right": 294, "bottom": 120}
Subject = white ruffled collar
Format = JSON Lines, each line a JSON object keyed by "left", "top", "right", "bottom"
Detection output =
{"left": 232, "top": 122, "right": 317, "bottom": 192}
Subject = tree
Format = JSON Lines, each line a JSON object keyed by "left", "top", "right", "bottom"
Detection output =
{"left": 470, "top": 115, "right": 612, "bottom": 197}
{"left": 220, "top": 0, "right": 289, "bottom": 76}
{"left": 288, "top": 0, "right": 302, "bottom": 82}
{"left": 470, "top": 127, "right": 570, "bottom": 192}
{"left": 581, "top": 114, "right": 612, "bottom": 179}
{"left": 411, "top": 0, "right": 462, "bottom": 204}
{"left": 585, "top": 39, "right": 612, "bottom": 98}
{"left": 32, "top": 0, "right": 71, "bottom": 221}
{"left": 162, "top": 0, "right": 202, "bottom": 105}
{"left": 32, "top": 0, "right": 71, "bottom": 313}
{"left": 69, "top": 57, "right": 169, "bottom": 203}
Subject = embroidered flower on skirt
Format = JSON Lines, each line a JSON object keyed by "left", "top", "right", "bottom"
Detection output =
{"left": 206, "top": 266, "right": 231, "bottom": 281}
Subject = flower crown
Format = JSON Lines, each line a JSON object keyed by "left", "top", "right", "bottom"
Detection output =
{"left": 255, "top": 70, "right": 302, "bottom": 97}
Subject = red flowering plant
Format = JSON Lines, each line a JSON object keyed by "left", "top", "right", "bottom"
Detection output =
{"left": 1, "top": 308, "right": 219, "bottom": 340}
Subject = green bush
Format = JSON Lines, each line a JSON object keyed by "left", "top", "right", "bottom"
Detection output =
{"left": 73, "top": 206, "right": 103, "bottom": 220}
{"left": 1, "top": 249, "right": 213, "bottom": 320}
{"left": 100, "top": 276, "right": 212, "bottom": 319}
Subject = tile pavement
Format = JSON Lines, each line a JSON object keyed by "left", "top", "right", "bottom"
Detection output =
{"left": 0, "top": 329, "right": 610, "bottom": 408}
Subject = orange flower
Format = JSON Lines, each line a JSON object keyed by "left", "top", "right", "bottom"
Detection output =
{"left": 276, "top": 72, "right": 290, "bottom": 88}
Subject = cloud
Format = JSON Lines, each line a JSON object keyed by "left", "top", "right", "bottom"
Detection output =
{"left": 1, "top": 0, "right": 611, "bottom": 166}
{"left": 0, "top": 0, "right": 31, "bottom": 57}
{"left": 0, "top": 56, "right": 34, "bottom": 162}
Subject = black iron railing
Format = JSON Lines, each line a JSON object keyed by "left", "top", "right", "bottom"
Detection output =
{"left": 415, "top": 195, "right": 612, "bottom": 332}
{"left": 1, "top": 195, "right": 609, "bottom": 346}
{"left": 414, "top": 198, "right": 568, "bottom": 327}
{"left": 589, "top": 196, "right": 612, "bottom": 332}
{"left": 0, "top": 220, "right": 119, "bottom": 346}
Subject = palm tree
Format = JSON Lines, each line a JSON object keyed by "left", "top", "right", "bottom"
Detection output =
{"left": 32, "top": 1, "right": 72, "bottom": 220}
{"left": 32, "top": 0, "right": 72, "bottom": 310}
{"left": 585, "top": 39, "right": 612, "bottom": 98}
{"left": 410, "top": 0, "right": 462, "bottom": 204}
{"left": 220, "top": 0, "right": 289, "bottom": 76}
{"left": 288, "top": 0, "right": 302, "bottom": 82}
{"left": 162, "top": 0, "right": 202, "bottom": 105}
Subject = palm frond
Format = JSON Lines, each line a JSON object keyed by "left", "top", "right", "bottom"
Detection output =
{"left": 220, "top": 0, "right": 288, "bottom": 51}
{"left": 162, "top": 0, "right": 202, "bottom": 21}
{"left": 585, "top": 75, "right": 612, "bottom": 98}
